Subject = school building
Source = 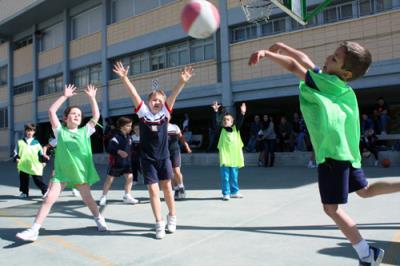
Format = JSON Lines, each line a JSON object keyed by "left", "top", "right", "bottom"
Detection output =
{"left": 0, "top": 0, "right": 399, "bottom": 158}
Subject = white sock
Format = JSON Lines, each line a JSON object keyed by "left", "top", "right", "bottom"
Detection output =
{"left": 178, "top": 184, "right": 184, "bottom": 189}
{"left": 32, "top": 223, "right": 41, "bottom": 231}
{"left": 353, "top": 239, "right": 370, "bottom": 260}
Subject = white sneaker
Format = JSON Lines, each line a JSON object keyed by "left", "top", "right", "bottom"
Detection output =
{"left": 307, "top": 161, "right": 317, "bottom": 168}
{"left": 231, "top": 193, "right": 244, "bottom": 199}
{"left": 166, "top": 215, "right": 177, "bottom": 233}
{"left": 359, "top": 246, "right": 384, "bottom": 265}
{"left": 122, "top": 194, "right": 139, "bottom": 204}
{"left": 155, "top": 221, "right": 166, "bottom": 239}
{"left": 99, "top": 195, "right": 107, "bottom": 206}
{"left": 18, "top": 193, "right": 28, "bottom": 199}
{"left": 42, "top": 190, "right": 49, "bottom": 199}
{"left": 222, "top": 195, "right": 230, "bottom": 201}
{"left": 16, "top": 228, "right": 39, "bottom": 241}
{"left": 94, "top": 215, "right": 108, "bottom": 231}
{"left": 72, "top": 189, "right": 80, "bottom": 197}
{"left": 373, "top": 160, "right": 379, "bottom": 167}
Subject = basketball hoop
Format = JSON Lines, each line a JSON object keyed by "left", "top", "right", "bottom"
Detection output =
{"left": 240, "top": 0, "right": 274, "bottom": 23}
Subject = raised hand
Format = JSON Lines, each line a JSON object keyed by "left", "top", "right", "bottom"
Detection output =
{"left": 211, "top": 101, "right": 221, "bottom": 112}
{"left": 84, "top": 84, "right": 97, "bottom": 98}
{"left": 64, "top": 84, "right": 77, "bottom": 98}
{"left": 180, "top": 66, "right": 193, "bottom": 83}
{"left": 113, "top": 61, "right": 129, "bottom": 79}
{"left": 248, "top": 50, "right": 268, "bottom": 66}
{"left": 240, "top": 102, "right": 246, "bottom": 114}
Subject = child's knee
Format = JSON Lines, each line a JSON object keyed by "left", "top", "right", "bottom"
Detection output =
{"left": 322, "top": 204, "right": 338, "bottom": 217}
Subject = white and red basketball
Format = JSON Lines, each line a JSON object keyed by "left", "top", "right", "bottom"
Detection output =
{"left": 181, "top": 0, "right": 220, "bottom": 39}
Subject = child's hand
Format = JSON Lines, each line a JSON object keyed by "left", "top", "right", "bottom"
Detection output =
{"left": 113, "top": 61, "right": 129, "bottom": 79}
{"left": 180, "top": 66, "right": 193, "bottom": 83}
{"left": 117, "top": 150, "right": 128, "bottom": 158}
{"left": 269, "top": 42, "right": 284, "bottom": 53}
{"left": 64, "top": 84, "right": 77, "bottom": 98}
{"left": 84, "top": 84, "right": 97, "bottom": 98}
{"left": 248, "top": 50, "right": 268, "bottom": 65}
{"left": 240, "top": 102, "right": 246, "bottom": 114}
{"left": 211, "top": 101, "right": 221, "bottom": 112}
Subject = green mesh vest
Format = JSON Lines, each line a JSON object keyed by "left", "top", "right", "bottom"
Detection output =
{"left": 299, "top": 70, "right": 361, "bottom": 168}
{"left": 17, "top": 139, "right": 43, "bottom": 176}
{"left": 217, "top": 126, "right": 244, "bottom": 168}
{"left": 52, "top": 126, "right": 99, "bottom": 188}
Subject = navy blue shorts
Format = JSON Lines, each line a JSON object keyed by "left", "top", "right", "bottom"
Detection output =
{"left": 140, "top": 158, "right": 173, "bottom": 185}
{"left": 170, "top": 151, "right": 181, "bottom": 168}
{"left": 318, "top": 158, "right": 368, "bottom": 204}
{"left": 107, "top": 165, "right": 132, "bottom": 177}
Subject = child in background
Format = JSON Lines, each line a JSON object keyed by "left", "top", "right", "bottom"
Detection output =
{"left": 113, "top": 62, "right": 193, "bottom": 239}
{"left": 213, "top": 101, "right": 246, "bottom": 201}
{"left": 168, "top": 120, "right": 191, "bottom": 200}
{"left": 249, "top": 41, "right": 400, "bottom": 264}
{"left": 130, "top": 123, "right": 141, "bottom": 185}
{"left": 16, "top": 84, "right": 107, "bottom": 242}
{"left": 99, "top": 116, "right": 139, "bottom": 206}
{"left": 13, "top": 123, "right": 48, "bottom": 198}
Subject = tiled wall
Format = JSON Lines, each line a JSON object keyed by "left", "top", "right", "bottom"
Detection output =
{"left": 109, "top": 60, "right": 218, "bottom": 101}
{"left": 69, "top": 86, "right": 103, "bottom": 108}
{"left": 38, "top": 46, "right": 63, "bottom": 69}
{"left": 230, "top": 11, "right": 400, "bottom": 81}
{"left": 14, "top": 93, "right": 32, "bottom": 123}
{"left": 0, "top": 85, "right": 8, "bottom": 102}
{"left": 13, "top": 45, "right": 33, "bottom": 77}
{"left": 0, "top": 42, "right": 9, "bottom": 61}
{"left": 70, "top": 32, "right": 101, "bottom": 59}
{"left": 37, "top": 93, "right": 61, "bottom": 113}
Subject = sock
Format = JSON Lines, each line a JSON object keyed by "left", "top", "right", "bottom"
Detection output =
{"left": 353, "top": 239, "right": 370, "bottom": 260}
{"left": 178, "top": 184, "right": 184, "bottom": 189}
{"left": 32, "top": 223, "right": 41, "bottom": 232}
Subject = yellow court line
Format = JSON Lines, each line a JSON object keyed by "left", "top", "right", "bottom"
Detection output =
{"left": 2, "top": 210, "right": 114, "bottom": 266}
{"left": 381, "top": 230, "right": 400, "bottom": 266}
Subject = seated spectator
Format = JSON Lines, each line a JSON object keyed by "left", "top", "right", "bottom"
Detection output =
{"left": 276, "top": 116, "right": 293, "bottom": 152}
{"left": 360, "top": 128, "right": 379, "bottom": 166}
{"left": 245, "top": 115, "right": 261, "bottom": 153}
{"left": 373, "top": 97, "right": 390, "bottom": 134}
{"left": 360, "top": 113, "right": 374, "bottom": 136}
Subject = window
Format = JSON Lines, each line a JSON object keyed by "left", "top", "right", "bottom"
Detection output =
{"left": 167, "top": 43, "right": 189, "bottom": 67}
{"left": 14, "top": 83, "right": 33, "bottom": 95}
{"left": 14, "top": 36, "right": 33, "bottom": 50}
{"left": 231, "top": 24, "right": 257, "bottom": 43}
{"left": 130, "top": 54, "right": 148, "bottom": 74}
{"left": 190, "top": 37, "right": 214, "bottom": 62}
{"left": 72, "top": 6, "right": 101, "bottom": 39}
{"left": 376, "top": 0, "right": 393, "bottom": 12}
{"left": 134, "top": 0, "right": 159, "bottom": 15}
{"left": 0, "top": 107, "right": 7, "bottom": 128}
{"left": 261, "top": 18, "right": 286, "bottom": 36}
{"left": 0, "top": 66, "right": 7, "bottom": 86}
{"left": 40, "top": 23, "right": 63, "bottom": 52}
{"left": 151, "top": 48, "right": 166, "bottom": 71}
{"left": 111, "top": 0, "right": 134, "bottom": 22}
{"left": 39, "top": 75, "right": 63, "bottom": 96}
{"left": 72, "top": 64, "right": 101, "bottom": 88}
{"left": 323, "top": 2, "right": 353, "bottom": 24}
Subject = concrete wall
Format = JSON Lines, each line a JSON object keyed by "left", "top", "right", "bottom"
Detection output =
{"left": 70, "top": 32, "right": 101, "bottom": 60}
{"left": 0, "top": 0, "right": 38, "bottom": 23}
{"left": 38, "top": 46, "right": 63, "bottom": 69}
{"left": 13, "top": 44, "right": 32, "bottom": 78}
{"left": 0, "top": 85, "right": 8, "bottom": 102}
{"left": 13, "top": 93, "right": 32, "bottom": 123}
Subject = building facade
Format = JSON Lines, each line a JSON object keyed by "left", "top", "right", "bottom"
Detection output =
{"left": 0, "top": 0, "right": 399, "bottom": 158}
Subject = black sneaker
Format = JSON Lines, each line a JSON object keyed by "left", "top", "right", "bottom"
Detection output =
{"left": 178, "top": 187, "right": 186, "bottom": 199}
{"left": 174, "top": 189, "right": 180, "bottom": 200}
{"left": 359, "top": 246, "right": 384, "bottom": 266}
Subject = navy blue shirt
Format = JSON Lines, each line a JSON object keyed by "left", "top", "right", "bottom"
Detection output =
{"left": 108, "top": 130, "right": 132, "bottom": 168}
{"left": 135, "top": 101, "right": 171, "bottom": 161}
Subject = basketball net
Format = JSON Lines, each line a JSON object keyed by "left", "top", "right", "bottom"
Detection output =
{"left": 240, "top": 0, "right": 274, "bottom": 23}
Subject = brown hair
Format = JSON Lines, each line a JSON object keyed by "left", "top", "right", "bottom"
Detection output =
{"left": 63, "top": 106, "right": 84, "bottom": 125}
{"left": 116, "top": 116, "right": 132, "bottom": 129}
{"left": 147, "top": 90, "right": 166, "bottom": 101}
{"left": 339, "top": 41, "right": 372, "bottom": 81}
{"left": 24, "top": 123, "right": 36, "bottom": 131}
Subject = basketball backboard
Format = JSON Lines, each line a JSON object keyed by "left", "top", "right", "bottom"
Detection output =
{"left": 240, "top": 0, "right": 332, "bottom": 25}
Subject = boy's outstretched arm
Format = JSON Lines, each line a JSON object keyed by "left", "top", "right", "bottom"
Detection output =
{"left": 269, "top": 42, "right": 316, "bottom": 70}
{"left": 48, "top": 84, "right": 77, "bottom": 129}
{"left": 113, "top": 62, "right": 142, "bottom": 108}
{"left": 166, "top": 66, "right": 193, "bottom": 109}
{"left": 248, "top": 50, "right": 307, "bottom": 81}
{"left": 85, "top": 84, "right": 100, "bottom": 128}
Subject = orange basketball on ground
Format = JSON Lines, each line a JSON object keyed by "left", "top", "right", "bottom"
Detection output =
{"left": 381, "top": 159, "right": 391, "bottom": 168}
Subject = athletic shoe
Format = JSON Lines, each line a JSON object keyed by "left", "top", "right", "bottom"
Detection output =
{"left": 178, "top": 187, "right": 186, "bottom": 199}
{"left": 18, "top": 193, "right": 28, "bottom": 199}
{"left": 99, "top": 195, "right": 107, "bottom": 206}
{"left": 72, "top": 189, "right": 80, "bottom": 197}
{"left": 94, "top": 215, "right": 108, "bottom": 231}
{"left": 123, "top": 194, "right": 139, "bottom": 204}
{"left": 42, "top": 190, "right": 49, "bottom": 199}
{"left": 174, "top": 189, "right": 180, "bottom": 200}
{"left": 166, "top": 215, "right": 177, "bottom": 233}
{"left": 155, "top": 221, "right": 166, "bottom": 239}
{"left": 16, "top": 228, "right": 38, "bottom": 242}
{"left": 222, "top": 195, "right": 230, "bottom": 201}
{"left": 307, "top": 160, "right": 317, "bottom": 168}
{"left": 359, "top": 246, "right": 384, "bottom": 266}
{"left": 231, "top": 193, "right": 244, "bottom": 199}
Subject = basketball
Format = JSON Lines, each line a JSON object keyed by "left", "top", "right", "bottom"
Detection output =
{"left": 381, "top": 158, "right": 391, "bottom": 168}
{"left": 181, "top": 0, "right": 220, "bottom": 39}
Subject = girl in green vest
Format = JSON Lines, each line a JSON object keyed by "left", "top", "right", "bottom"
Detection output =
{"left": 16, "top": 84, "right": 108, "bottom": 242}
{"left": 213, "top": 101, "right": 246, "bottom": 201}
